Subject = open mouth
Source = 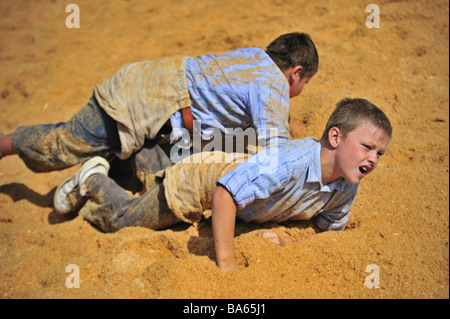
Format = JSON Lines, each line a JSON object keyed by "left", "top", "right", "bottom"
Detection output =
{"left": 359, "top": 166, "right": 368, "bottom": 175}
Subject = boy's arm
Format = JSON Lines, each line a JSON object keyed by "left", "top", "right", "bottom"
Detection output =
{"left": 211, "top": 185, "right": 240, "bottom": 271}
{"left": 211, "top": 144, "right": 293, "bottom": 271}
{"left": 313, "top": 187, "right": 358, "bottom": 231}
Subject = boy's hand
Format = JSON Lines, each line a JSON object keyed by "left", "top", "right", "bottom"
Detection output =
{"left": 262, "top": 232, "right": 294, "bottom": 246}
{"left": 217, "top": 260, "right": 240, "bottom": 272}
{"left": 262, "top": 232, "right": 283, "bottom": 245}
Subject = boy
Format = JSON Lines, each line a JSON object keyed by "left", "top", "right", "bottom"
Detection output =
{"left": 212, "top": 98, "right": 392, "bottom": 271}
{"left": 52, "top": 98, "right": 392, "bottom": 272}
{"left": 0, "top": 32, "right": 318, "bottom": 173}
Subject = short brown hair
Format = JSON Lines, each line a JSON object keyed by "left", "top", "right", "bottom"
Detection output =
{"left": 265, "top": 32, "right": 319, "bottom": 78}
{"left": 320, "top": 98, "right": 393, "bottom": 143}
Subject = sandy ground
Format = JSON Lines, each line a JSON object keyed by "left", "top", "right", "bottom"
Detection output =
{"left": 0, "top": 0, "right": 448, "bottom": 299}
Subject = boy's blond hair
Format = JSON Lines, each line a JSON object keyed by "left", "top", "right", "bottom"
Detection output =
{"left": 320, "top": 98, "right": 392, "bottom": 143}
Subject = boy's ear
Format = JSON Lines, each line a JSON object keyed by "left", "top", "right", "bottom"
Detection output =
{"left": 327, "top": 127, "right": 341, "bottom": 149}
{"left": 292, "top": 65, "right": 303, "bottom": 81}
{"left": 283, "top": 65, "right": 303, "bottom": 84}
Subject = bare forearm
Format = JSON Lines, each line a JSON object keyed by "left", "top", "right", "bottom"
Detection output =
{"left": 211, "top": 185, "right": 239, "bottom": 271}
{"left": 0, "top": 133, "right": 15, "bottom": 157}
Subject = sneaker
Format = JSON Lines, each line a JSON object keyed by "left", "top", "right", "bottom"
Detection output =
{"left": 53, "top": 156, "right": 110, "bottom": 214}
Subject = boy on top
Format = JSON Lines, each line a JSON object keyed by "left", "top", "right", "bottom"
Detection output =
{"left": 0, "top": 32, "right": 318, "bottom": 173}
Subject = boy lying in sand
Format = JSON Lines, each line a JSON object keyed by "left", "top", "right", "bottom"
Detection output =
{"left": 51, "top": 97, "right": 392, "bottom": 271}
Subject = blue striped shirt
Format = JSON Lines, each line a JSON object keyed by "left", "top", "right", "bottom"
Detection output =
{"left": 216, "top": 137, "right": 359, "bottom": 231}
{"left": 170, "top": 47, "right": 290, "bottom": 146}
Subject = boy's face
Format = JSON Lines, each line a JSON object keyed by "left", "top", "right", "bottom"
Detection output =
{"left": 289, "top": 75, "right": 311, "bottom": 98}
{"left": 334, "top": 124, "right": 391, "bottom": 184}
{"left": 283, "top": 66, "right": 312, "bottom": 98}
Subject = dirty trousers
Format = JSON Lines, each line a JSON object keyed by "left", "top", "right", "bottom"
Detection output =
{"left": 79, "top": 144, "right": 178, "bottom": 233}
{"left": 81, "top": 174, "right": 179, "bottom": 233}
{"left": 12, "top": 95, "right": 121, "bottom": 172}
{"left": 79, "top": 150, "right": 247, "bottom": 233}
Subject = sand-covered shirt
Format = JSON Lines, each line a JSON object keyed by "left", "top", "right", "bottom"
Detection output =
{"left": 170, "top": 47, "right": 291, "bottom": 146}
{"left": 94, "top": 48, "right": 290, "bottom": 160}
{"left": 94, "top": 56, "right": 191, "bottom": 159}
{"left": 217, "top": 137, "right": 359, "bottom": 231}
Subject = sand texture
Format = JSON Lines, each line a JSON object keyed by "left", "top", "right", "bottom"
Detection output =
{"left": 0, "top": 0, "right": 448, "bottom": 298}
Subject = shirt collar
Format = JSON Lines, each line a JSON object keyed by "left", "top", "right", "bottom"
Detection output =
{"left": 305, "top": 140, "right": 348, "bottom": 192}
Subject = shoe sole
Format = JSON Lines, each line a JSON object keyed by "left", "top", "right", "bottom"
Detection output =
{"left": 54, "top": 157, "right": 110, "bottom": 214}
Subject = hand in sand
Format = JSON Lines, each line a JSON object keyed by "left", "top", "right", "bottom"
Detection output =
{"left": 262, "top": 232, "right": 294, "bottom": 246}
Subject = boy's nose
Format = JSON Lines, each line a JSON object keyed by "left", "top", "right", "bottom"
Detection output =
{"left": 368, "top": 152, "right": 379, "bottom": 168}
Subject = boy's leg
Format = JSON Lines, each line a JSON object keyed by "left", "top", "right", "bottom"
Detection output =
{"left": 10, "top": 95, "right": 120, "bottom": 172}
{"left": 81, "top": 174, "right": 181, "bottom": 233}
{"left": 130, "top": 139, "right": 174, "bottom": 191}
{"left": 107, "top": 135, "right": 175, "bottom": 195}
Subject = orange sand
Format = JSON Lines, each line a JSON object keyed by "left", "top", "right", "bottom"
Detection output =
{"left": 0, "top": 0, "right": 448, "bottom": 298}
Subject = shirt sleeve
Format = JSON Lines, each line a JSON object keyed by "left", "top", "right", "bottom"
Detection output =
{"left": 250, "top": 80, "right": 291, "bottom": 147}
{"left": 216, "top": 146, "right": 293, "bottom": 209}
{"left": 313, "top": 189, "right": 358, "bottom": 231}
